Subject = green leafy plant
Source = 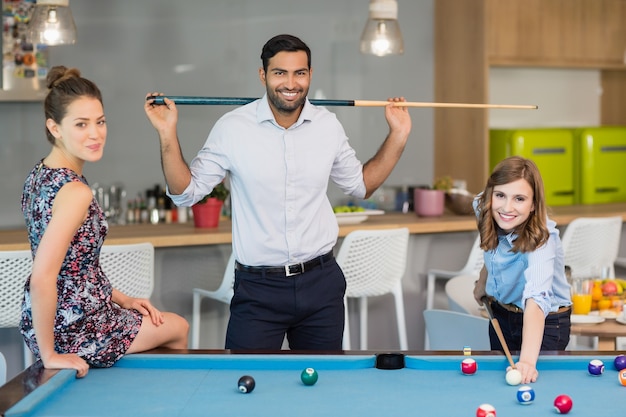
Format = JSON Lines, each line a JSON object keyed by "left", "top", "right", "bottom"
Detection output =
{"left": 432, "top": 176, "right": 453, "bottom": 191}
{"left": 198, "top": 182, "right": 230, "bottom": 204}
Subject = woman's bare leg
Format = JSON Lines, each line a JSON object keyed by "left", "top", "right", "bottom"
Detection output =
{"left": 126, "top": 312, "right": 189, "bottom": 353}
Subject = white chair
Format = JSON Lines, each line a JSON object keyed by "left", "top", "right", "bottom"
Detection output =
{"left": 424, "top": 234, "right": 484, "bottom": 348}
{"left": 445, "top": 274, "right": 484, "bottom": 316}
{"left": 423, "top": 309, "right": 491, "bottom": 350}
{"left": 0, "top": 250, "right": 34, "bottom": 369}
{"left": 426, "top": 233, "right": 483, "bottom": 310}
{"left": 100, "top": 243, "right": 155, "bottom": 299}
{"left": 338, "top": 228, "right": 410, "bottom": 350}
{"left": 0, "top": 351, "right": 6, "bottom": 386}
{"left": 191, "top": 252, "right": 236, "bottom": 349}
{"left": 561, "top": 216, "right": 622, "bottom": 279}
{"left": 615, "top": 257, "right": 626, "bottom": 271}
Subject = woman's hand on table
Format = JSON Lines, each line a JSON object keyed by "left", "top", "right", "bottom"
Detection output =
{"left": 509, "top": 361, "right": 538, "bottom": 384}
{"left": 43, "top": 352, "right": 89, "bottom": 378}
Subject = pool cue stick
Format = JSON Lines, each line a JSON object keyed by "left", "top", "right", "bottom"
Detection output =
{"left": 147, "top": 96, "right": 538, "bottom": 110}
{"left": 481, "top": 296, "right": 517, "bottom": 370}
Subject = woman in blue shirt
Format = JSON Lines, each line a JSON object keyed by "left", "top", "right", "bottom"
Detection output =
{"left": 473, "top": 156, "right": 571, "bottom": 384}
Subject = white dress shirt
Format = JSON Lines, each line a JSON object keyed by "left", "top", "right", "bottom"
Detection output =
{"left": 168, "top": 95, "right": 367, "bottom": 266}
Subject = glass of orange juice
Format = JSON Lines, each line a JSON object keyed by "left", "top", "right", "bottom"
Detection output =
{"left": 572, "top": 278, "right": 592, "bottom": 315}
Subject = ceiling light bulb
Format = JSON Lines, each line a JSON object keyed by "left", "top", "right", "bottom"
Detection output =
{"left": 27, "top": 0, "right": 77, "bottom": 46}
{"left": 360, "top": 0, "right": 404, "bottom": 56}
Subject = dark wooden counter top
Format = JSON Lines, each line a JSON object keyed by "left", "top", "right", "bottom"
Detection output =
{"left": 2, "top": 202, "right": 626, "bottom": 250}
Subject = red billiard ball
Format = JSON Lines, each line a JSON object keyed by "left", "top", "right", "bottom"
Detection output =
{"left": 614, "top": 354, "right": 626, "bottom": 371}
{"left": 461, "top": 358, "right": 477, "bottom": 375}
{"left": 619, "top": 369, "right": 626, "bottom": 386}
{"left": 237, "top": 375, "right": 255, "bottom": 393}
{"left": 588, "top": 359, "right": 605, "bottom": 376}
{"left": 554, "top": 394, "right": 573, "bottom": 414}
{"left": 476, "top": 403, "right": 496, "bottom": 417}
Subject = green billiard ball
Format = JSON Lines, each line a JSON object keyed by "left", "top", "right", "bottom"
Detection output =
{"left": 300, "top": 367, "right": 318, "bottom": 386}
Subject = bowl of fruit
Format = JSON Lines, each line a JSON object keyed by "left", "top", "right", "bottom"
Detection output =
{"left": 590, "top": 279, "right": 626, "bottom": 319}
{"left": 333, "top": 205, "right": 384, "bottom": 225}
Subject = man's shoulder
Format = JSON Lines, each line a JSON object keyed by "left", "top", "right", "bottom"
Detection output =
{"left": 217, "top": 100, "right": 259, "bottom": 123}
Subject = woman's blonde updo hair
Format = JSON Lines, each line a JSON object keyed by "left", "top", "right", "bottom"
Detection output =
{"left": 44, "top": 66, "right": 103, "bottom": 144}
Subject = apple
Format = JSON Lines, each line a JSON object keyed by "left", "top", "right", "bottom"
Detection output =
{"left": 602, "top": 280, "right": 619, "bottom": 296}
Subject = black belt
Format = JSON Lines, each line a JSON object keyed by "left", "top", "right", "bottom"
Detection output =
{"left": 234, "top": 251, "right": 334, "bottom": 277}
{"left": 490, "top": 298, "right": 571, "bottom": 315}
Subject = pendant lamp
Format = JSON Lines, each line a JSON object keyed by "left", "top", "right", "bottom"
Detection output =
{"left": 27, "top": 0, "right": 77, "bottom": 46}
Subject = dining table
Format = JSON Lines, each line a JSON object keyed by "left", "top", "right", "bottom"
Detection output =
{"left": 570, "top": 316, "right": 626, "bottom": 350}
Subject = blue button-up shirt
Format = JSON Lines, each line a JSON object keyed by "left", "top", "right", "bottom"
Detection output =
{"left": 168, "top": 95, "right": 366, "bottom": 266}
{"left": 484, "top": 222, "right": 572, "bottom": 316}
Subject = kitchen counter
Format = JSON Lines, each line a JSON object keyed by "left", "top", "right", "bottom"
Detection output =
{"left": 2, "top": 202, "right": 626, "bottom": 250}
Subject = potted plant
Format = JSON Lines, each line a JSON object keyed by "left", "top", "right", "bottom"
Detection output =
{"left": 413, "top": 176, "right": 452, "bottom": 217}
{"left": 191, "top": 182, "right": 230, "bottom": 228}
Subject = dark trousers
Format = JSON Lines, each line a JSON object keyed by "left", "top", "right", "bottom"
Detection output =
{"left": 489, "top": 302, "right": 571, "bottom": 352}
{"left": 225, "top": 256, "right": 346, "bottom": 350}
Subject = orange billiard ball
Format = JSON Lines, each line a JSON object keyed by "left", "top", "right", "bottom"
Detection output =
{"left": 619, "top": 369, "right": 626, "bottom": 386}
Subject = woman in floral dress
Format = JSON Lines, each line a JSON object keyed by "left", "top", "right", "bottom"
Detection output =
{"left": 20, "top": 66, "right": 188, "bottom": 378}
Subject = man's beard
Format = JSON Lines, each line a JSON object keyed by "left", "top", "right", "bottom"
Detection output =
{"left": 267, "top": 88, "right": 307, "bottom": 114}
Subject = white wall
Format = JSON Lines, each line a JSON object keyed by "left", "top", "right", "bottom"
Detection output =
{"left": 489, "top": 67, "right": 601, "bottom": 128}
{"left": 0, "top": 0, "right": 434, "bottom": 228}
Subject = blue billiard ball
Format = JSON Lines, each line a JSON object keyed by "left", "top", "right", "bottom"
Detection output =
{"left": 301, "top": 367, "right": 318, "bottom": 386}
{"left": 238, "top": 375, "right": 255, "bottom": 393}
{"left": 614, "top": 355, "right": 626, "bottom": 371}
{"left": 516, "top": 385, "right": 535, "bottom": 405}
{"left": 588, "top": 359, "right": 605, "bottom": 376}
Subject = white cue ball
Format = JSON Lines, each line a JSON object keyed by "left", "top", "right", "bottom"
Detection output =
{"left": 505, "top": 369, "right": 522, "bottom": 386}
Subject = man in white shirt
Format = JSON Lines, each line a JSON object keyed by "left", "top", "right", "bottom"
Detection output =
{"left": 145, "top": 34, "right": 412, "bottom": 350}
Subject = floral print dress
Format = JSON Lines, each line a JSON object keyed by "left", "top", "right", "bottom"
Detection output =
{"left": 20, "top": 161, "right": 142, "bottom": 367}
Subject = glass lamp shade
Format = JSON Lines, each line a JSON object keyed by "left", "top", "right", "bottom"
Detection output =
{"left": 360, "top": 0, "right": 404, "bottom": 56}
{"left": 360, "top": 19, "right": 404, "bottom": 56}
{"left": 27, "top": 1, "right": 77, "bottom": 46}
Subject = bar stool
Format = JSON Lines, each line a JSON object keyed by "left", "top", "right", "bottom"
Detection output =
{"left": 338, "top": 228, "right": 410, "bottom": 350}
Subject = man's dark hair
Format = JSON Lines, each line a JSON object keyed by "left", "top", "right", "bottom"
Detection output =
{"left": 260, "top": 34, "right": 311, "bottom": 72}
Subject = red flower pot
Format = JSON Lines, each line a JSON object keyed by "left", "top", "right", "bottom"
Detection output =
{"left": 191, "top": 198, "right": 223, "bottom": 228}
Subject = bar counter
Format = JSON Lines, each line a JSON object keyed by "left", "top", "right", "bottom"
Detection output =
{"left": 2, "top": 202, "right": 626, "bottom": 250}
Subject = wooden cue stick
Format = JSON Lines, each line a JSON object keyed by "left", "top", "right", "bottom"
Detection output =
{"left": 481, "top": 296, "right": 517, "bottom": 369}
{"left": 147, "top": 96, "right": 538, "bottom": 110}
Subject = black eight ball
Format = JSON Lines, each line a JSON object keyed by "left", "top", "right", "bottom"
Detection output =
{"left": 238, "top": 375, "right": 255, "bottom": 393}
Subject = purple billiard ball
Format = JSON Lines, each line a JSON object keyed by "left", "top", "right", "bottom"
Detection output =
{"left": 588, "top": 359, "right": 605, "bottom": 376}
{"left": 614, "top": 354, "right": 626, "bottom": 371}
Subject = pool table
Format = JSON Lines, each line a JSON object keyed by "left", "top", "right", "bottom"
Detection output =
{"left": 0, "top": 351, "right": 624, "bottom": 416}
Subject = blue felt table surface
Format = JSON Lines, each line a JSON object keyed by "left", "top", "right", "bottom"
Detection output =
{"left": 5, "top": 354, "right": 625, "bottom": 417}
